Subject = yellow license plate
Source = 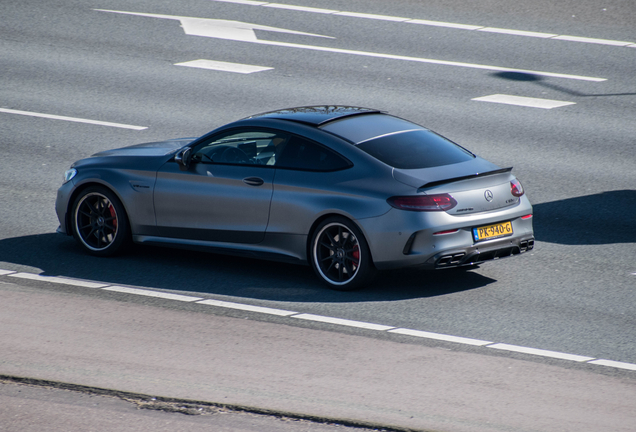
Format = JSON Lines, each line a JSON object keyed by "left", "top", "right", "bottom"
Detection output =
{"left": 473, "top": 221, "right": 513, "bottom": 242}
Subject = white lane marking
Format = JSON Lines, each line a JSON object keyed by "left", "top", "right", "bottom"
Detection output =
{"left": 333, "top": 12, "right": 410, "bottom": 22}
{"left": 216, "top": 0, "right": 268, "bottom": 4}
{"left": 478, "top": 28, "right": 556, "bottom": 38}
{"left": 487, "top": 343, "right": 595, "bottom": 362}
{"left": 211, "top": 0, "right": 635, "bottom": 48}
{"left": 472, "top": 94, "right": 576, "bottom": 109}
{"left": 588, "top": 359, "right": 636, "bottom": 371}
{"left": 552, "top": 35, "right": 634, "bottom": 47}
{"left": 389, "top": 328, "right": 492, "bottom": 346}
{"left": 0, "top": 108, "right": 148, "bottom": 130}
{"left": 263, "top": 4, "right": 337, "bottom": 14}
{"left": 408, "top": 19, "right": 481, "bottom": 30}
{"left": 103, "top": 286, "right": 203, "bottom": 302}
{"left": 175, "top": 59, "right": 273, "bottom": 73}
{"left": 8, "top": 272, "right": 108, "bottom": 288}
{"left": 197, "top": 299, "right": 297, "bottom": 316}
{"left": 2, "top": 267, "right": 634, "bottom": 372}
{"left": 96, "top": 10, "right": 333, "bottom": 42}
{"left": 292, "top": 313, "right": 395, "bottom": 331}
{"left": 96, "top": 10, "right": 606, "bottom": 82}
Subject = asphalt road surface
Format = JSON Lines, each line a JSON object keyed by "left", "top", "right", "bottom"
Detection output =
{"left": 1, "top": 0, "right": 635, "bottom": 430}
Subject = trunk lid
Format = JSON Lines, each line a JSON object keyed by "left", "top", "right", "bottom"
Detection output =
{"left": 393, "top": 158, "right": 521, "bottom": 215}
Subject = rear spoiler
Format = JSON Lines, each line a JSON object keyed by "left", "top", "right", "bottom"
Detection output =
{"left": 421, "top": 167, "right": 513, "bottom": 189}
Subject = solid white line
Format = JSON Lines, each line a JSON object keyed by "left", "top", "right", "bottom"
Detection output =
{"left": 253, "top": 39, "right": 605, "bottom": 82}
{"left": 487, "top": 343, "right": 595, "bottom": 362}
{"left": 175, "top": 59, "right": 273, "bottom": 73}
{"left": 472, "top": 94, "right": 576, "bottom": 109}
{"left": 588, "top": 359, "right": 636, "bottom": 371}
{"left": 408, "top": 19, "right": 481, "bottom": 30}
{"left": 101, "top": 9, "right": 606, "bottom": 82}
{"left": 334, "top": 12, "right": 410, "bottom": 22}
{"left": 0, "top": 108, "right": 148, "bottom": 130}
{"left": 210, "top": 0, "right": 635, "bottom": 48}
{"left": 197, "top": 299, "right": 297, "bottom": 316}
{"left": 478, "top": 28, "right": 556, "bottom": 38}
{"left": 0, "top": 270, "right": 16, "bottom": 276}
{"left": 389, "top": 328, "right": 492, "bottom": 346}
{"left": 8, "top": 272, "right": 108, "bottom": 288}
{"left": 103, "top": 286, "right": 203, "bottom": 302}
{"left": 263, "top": 4, "right": 338, "bottom": 14}
{"left": 552, "top": 35, "right": 634, "bottom": 47}
{"left": 216, "top": 0, "right": 267, "bottom": 4}
{"left": 292, "top": 314, "right": 396, "bottom": 331}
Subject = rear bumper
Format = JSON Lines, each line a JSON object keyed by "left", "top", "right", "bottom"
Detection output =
{"left": 358, "top": 195, "right": 534, "bottom": 270}
{"left": 427, "top": 235, "right": 534, "bottom": 269}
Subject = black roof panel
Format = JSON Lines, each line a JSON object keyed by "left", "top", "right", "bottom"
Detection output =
{"left": 246, "top": 106, "right": 381, "bottom": 126}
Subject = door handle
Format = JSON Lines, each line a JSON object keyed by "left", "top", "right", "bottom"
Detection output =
{"left": 243, "top": 177, "right": 264, "bottom": 186}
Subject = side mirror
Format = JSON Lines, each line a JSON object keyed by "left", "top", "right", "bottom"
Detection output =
{"left": 175, "top": 147, "right": 192, "bottom": 171}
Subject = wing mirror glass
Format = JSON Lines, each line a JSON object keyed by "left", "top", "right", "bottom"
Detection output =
{"left": 175, "top": 147, "right": 192, "bottom": 171}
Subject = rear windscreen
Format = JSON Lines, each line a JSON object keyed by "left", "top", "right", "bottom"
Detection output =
{"left": 356, "top": 129, "right": 474, "bottom": 169}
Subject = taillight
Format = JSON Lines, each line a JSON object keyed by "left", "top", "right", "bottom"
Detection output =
{"left": 387, "top": 194, "right": 457, "bottom": 212}
{"left": 510, "top": 179, "right": 524, "bottom": 197}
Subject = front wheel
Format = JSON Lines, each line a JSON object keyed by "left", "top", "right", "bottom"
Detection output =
{"left": 71, "top": 186, "right": 130, "bottom": 256}
{"left": 310, "top": 217, "right": 375, "bottom": 290}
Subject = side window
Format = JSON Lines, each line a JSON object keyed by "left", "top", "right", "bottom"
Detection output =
{"left": 192, "top": 130, "right": 287, "bottom": 166}
{"left": 274, "top": 135, "right": 351, "bottom": 171}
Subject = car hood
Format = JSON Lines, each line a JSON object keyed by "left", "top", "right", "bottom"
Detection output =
{"left": 90, "top": 138, "right": 195, "bottom": 158}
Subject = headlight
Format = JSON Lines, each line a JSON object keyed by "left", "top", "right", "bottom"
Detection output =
{"left": 63, "top": 168, "right": 77, "bottom": 184}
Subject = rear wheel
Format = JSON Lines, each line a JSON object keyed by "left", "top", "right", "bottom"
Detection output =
{"left": 71, "top": 186, "right": 130, "bottom": 256}
{"left": 310, "top": 217, "right": 375, "bottom": 290}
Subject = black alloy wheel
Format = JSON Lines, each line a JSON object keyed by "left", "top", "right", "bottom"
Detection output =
{"left": 310, "top": 217, "right": 375, "bottom": 290}
{"left": 72, "top": 186, "right": 130, "bottom": 256}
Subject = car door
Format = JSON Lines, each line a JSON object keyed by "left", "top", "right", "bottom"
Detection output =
{"left": 153, "top": 129, "right": 285, "bottom": 244}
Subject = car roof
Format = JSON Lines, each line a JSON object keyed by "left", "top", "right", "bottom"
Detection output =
{"left": 245, "top": 106, "right": 382, "bottom": 126}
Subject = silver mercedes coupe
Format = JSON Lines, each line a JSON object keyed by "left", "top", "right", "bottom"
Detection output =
{"left": 56, "top": 106, "right": 534, "bottom": 290}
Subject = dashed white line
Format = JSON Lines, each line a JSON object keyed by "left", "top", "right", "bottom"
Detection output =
{"left": 8, "top": 272, "right": 108, "bottom": 288}
{"left": 388, "top": 328, "right": 492, "bottom": 346}
{"left": 588, "top": 359, "right": 636, "bottom": 371}
{"left": 1, "top": 267, "right": 635, "bottom": 373}
{"left": 472, "top": 94, "right": 576, "bottom": 109}
{"left": 292, "top": 314, "right": 395, "bottom": 331}
{"left": 175, "top": 59, "right": 273, "bottom": 73}
{"left": 487, "top": 343, "right": 595, "bottom": 362}
{"left": 197, "top": 299, "right": 297, "bottom": 316}
{"left": 211, "top": 0, "right": 635, "bottom": 48}
{"left": 0, "top": 108, "right": 148, "bottom": 130}
{"left": 103, "top": 286, "right": 204, "bottom": 302}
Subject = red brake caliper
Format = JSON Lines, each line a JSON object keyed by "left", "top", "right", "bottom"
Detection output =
{"left": 108, "top": 204, "right": 117, "bottom": 229}
{"left": 352, "top": 245, "right": 359, "bottom": 265}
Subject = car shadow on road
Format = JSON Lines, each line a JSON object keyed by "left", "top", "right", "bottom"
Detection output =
{"left": 0, "top": 233, "right": 495, "bottom": 303}
{"left": 533, "top": 190, "right": 636, "bottom": 245}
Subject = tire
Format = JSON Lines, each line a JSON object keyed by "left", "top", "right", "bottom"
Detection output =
{"left": 71, "top": 186, "right": 130, "bottom": 256}
{"left": 310, "top": 217, "right": 376, "bottom": 290}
